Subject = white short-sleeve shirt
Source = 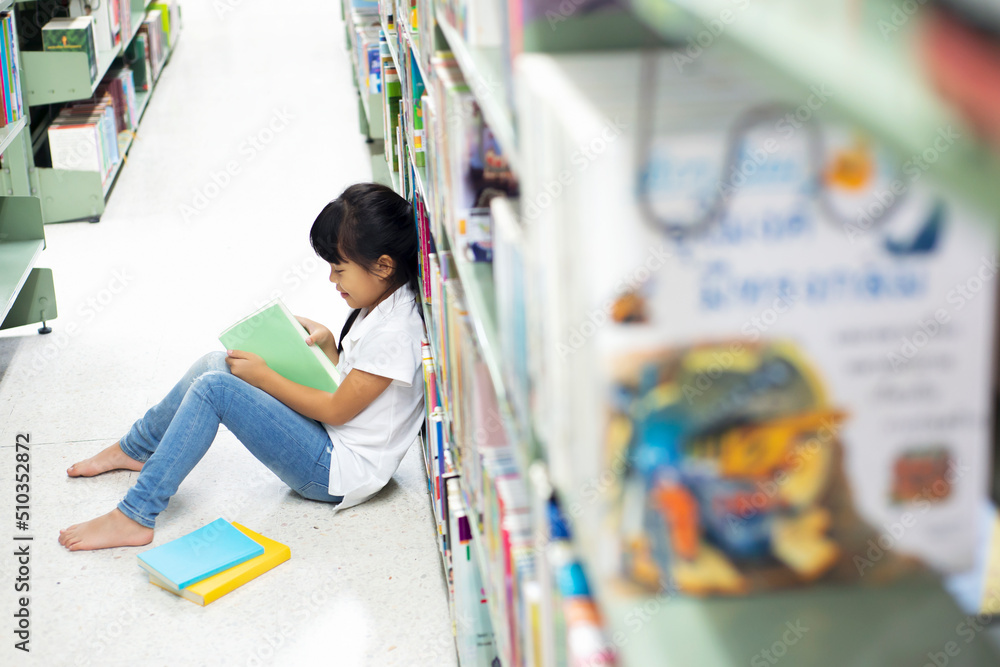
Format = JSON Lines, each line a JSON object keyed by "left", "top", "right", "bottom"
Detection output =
{"left": 324, "top": 284, "right": 424, "bottom": 509}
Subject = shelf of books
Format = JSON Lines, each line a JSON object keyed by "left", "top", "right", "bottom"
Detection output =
{"left": 7, "top": 1, "right": 182, "bottom": 223}
{"left": 432, "top": 10, "right": 517, "bottom": 173}
{"left": 629, "top": 0, "right": 1000, "bottom": 221}
{"left": 341, "top": 2, "right": 647, "bottom": 666}
{"left": 354, "top": 2, "right": 1000, "bottom": 666}
{"left": 0, "top": 2, "right": 55, "bottom": 333}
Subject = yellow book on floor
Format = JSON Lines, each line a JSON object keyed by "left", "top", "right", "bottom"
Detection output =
{"left": 148, "top": 523, "right": 290, "bottom": 606}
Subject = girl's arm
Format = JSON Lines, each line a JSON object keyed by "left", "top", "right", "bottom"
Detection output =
{"left": 226, "top": 350, "right": 390, "bottom": 425}
{"left": 296, "top": 316, "right": 339, "bottom": 366}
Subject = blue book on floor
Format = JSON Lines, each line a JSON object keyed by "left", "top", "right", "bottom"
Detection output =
{"left": 137, "top": 518, "right": 264, "bottom": 591}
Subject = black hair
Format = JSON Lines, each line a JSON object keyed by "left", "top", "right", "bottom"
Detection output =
{"left": 309, "top": 182, "right": 420, "bottom": 353}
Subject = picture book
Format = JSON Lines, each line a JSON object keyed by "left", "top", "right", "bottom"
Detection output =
{"left": 219, "top": 298, "right": 341, "bottom": 393}
{"left": 42, "top": 17, "right": 98, "bottom": 82}
{"left": 137, "top": 518, "right": 264, "bottom": 591}
{"left": 147, "top": 523, "right": 290, "bottom": 605}
{"left": 517, "top": 49, "right": 1000, "bottom": 595}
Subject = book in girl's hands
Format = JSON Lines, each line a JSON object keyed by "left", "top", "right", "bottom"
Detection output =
{"left": 147, "top": 523, "right": 290, "bottom": 605}
{"left": 220, "top": 298, "right": 341, "bottom": 393}
{"left": 137, "top": 518, "right": 264, "bottom": 591}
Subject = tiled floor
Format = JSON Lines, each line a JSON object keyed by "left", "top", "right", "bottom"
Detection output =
{"left": 0, "top": 2, "right": 456, "bottom": 665}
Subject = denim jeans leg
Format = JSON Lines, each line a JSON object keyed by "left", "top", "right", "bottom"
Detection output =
{"left": 118, "top": 368, "right": 339, "bottom": 528}
{"left": 118, "top": 351, "right": 230, "bottom": 462}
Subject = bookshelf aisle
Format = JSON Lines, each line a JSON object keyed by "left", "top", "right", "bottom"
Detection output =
{"left": 0, "top": 0, "right": 55, "bottom": 333}
{"left": 345, "top": 1, "right": 1000, "bottom": 666}
{"left": 4, "top": 1, "right": 182, "bottom": 223}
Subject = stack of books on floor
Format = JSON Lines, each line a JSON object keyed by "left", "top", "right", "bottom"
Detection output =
{"left": 138, "top": 518, "right": 290, "bottom": 606}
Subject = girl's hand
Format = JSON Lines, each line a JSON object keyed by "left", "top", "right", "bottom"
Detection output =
{"left": 225, "top": 350, "right": 272, "bottom": 388}
{"left": 296, "top": 316, "right": 334, "bottom": 350}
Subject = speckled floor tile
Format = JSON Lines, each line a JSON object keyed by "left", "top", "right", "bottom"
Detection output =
{"left": 0, "top": 1, "right": 456, "bottom": 665}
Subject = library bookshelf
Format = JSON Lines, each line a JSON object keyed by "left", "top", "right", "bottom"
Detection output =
{"left": 4, "top": 0, "right": 182, "bottom": 224}
{"left": 0, "top": 0, "right": 54, "bottom": 333}
{"left": 343, "top": 1, "right": 1000, "bottom": 666}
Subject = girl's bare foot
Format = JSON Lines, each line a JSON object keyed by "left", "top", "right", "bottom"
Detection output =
{"left": 59, "top": 509, "right": 153, "bottom": 551}
{"left": 67, "top": 442, "right": 143, "bottom": 477}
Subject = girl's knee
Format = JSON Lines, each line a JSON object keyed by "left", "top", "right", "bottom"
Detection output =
{"left": 191, "top": 370, "right": 240, "bottom": 398}
{"left": 188, "top": 351, "right": 230, "bottom": 379}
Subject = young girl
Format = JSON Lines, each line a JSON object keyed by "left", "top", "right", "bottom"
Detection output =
{"left": 59, "top": 183, "right": 425, "bottom": 551}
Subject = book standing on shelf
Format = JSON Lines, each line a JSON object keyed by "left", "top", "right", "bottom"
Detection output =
{"left": 149, "top": 1, "right": 182, "bottom": 48}
{"left": 42, "top": 16, "right": 98, "bottom": 83}
{"left": 140, "top": 10, "right": 169, "bottom": 81}
{"left": 126, "top": 31, "right": 154, "bottom": 91}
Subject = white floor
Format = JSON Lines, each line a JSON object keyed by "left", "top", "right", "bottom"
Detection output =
{"left": 0, "top": 1, "right": 457, "bottom": 665}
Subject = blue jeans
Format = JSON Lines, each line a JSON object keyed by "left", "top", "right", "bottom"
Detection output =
{"left": 117, "top": 352, "right": 342, "bottom": 528}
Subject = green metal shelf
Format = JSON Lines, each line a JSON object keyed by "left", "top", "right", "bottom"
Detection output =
{"left": 0, "top": 117, "right": 26, "bottom": 159}
{"left": 134, "top": 88, "right": 152, "bottom": 121}
{"left": 547, "top": 458, "right": 1000, "bottom": 667}
{"left": 344, "top": 8, "right": 384, "bottom": 141}
{"left": 369, "top": 140, "right": 392, "bottom": 189}
{"left": 597, "top": 575, "right": 1000, "bottom": 667}
{"left": 631, "top": 0, "right": 1000, "bottom": 220}
{"left": 21, "top": 47, "right": 119, "bottom": 106}
{"left": 435, "top": 12, "right": 518, "bottom": 173}
{"left": 0, "top": 196, "right": 56, "bottom": 330}
{"left": 0, "top": 239, "right": 42, "bottom": 318}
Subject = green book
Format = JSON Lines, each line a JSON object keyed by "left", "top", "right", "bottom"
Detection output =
{"left": 220, "top": 299, "right": 341, "bottom": 393}
{"left": 42, "top": 17, "right": 98, "bottom": 83}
